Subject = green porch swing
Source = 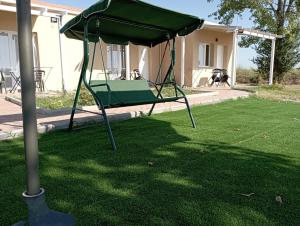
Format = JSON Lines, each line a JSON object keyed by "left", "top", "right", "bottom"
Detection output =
{"left": 60, "top": 0, "right": 204, "bottom": 151}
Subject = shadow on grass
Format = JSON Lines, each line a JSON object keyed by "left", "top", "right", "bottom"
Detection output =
{"left": 0, "top": 117, "right": 299, "bottom": 226}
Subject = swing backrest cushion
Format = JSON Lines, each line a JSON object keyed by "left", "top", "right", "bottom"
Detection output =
{"left": 90, "top": 80, "right": 158, "bottom": 107}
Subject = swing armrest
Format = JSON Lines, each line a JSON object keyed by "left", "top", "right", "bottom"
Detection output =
{"left": 90, "top": 83, "right": 110, "bottom": 89}
{"left": 155, "top": 82, "right": 175, "bottom": 86}
{"left": 147, "top": 80, "right": 158, "bottom": 86}
{"left": 175, "top": 85, "right": 186, "bottom": 97}
{"left": 146, "top": 80, "right": 164, "bottom": 98}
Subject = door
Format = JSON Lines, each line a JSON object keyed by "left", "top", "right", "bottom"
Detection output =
{"left": 216, "top": 45, "right": 224, "bottom": 69}
{"left": 138, "top": 46, "right": 149, "bottom": 80}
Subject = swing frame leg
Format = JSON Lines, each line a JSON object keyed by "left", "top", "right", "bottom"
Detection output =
{"left": 148, "top": 103, "right": 156, "bottom": 116}
{"left": 68, "top": 72, "right": 84, "bottom": 131}
{"left": 184, "top": 96, "right": 196, "bottom": 128}
{"left": 97, "top": 101, "right": 117, "bottom": 151}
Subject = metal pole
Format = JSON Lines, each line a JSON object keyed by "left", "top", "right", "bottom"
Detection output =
{"left": 15, "top": 2, "right": 75, "bottom": 225}
{"left": 180, "top": 36, "right": 186, "bottom": 87}
{"left": 231, "top": 29, "right": 238, "bottom": 88}
{"left": 269, "top": 39, "right": 276, "bottom": 85}
{"left": 125, "top": 44, "right": 130, "bottom": 80}
{"left": 17, "top": 0, "right": 40, "bottom": 196}
{"left": 57, "top": 15, "right": 66, "bottom": 93}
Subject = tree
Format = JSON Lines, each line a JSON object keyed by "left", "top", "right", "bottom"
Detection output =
{"left": 208, "top": 0, "right": 300, "bottom": 83}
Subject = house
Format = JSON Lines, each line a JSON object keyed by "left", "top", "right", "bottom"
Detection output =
{"left": 0, "top": 0, "right": 82, "bottom": 91}
{"left": 0, "top": 0, "right": 280, "bottom": 93}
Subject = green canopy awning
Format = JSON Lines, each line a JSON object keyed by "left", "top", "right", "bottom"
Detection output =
{"left": 60, "top": 0, "right": 204, "bottom": 46}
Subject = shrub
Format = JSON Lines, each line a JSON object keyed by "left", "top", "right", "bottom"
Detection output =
{"left": 36, "top": 95, "right": 74, "bottom": 110}
{"left": 236, "top": 68, "right": 260, "bottom": 84}
{"left": 35, "top": 86, "right": 95, "bottom": 110}
{"left": 258, "top": 84, "right": 285, "bottom": 91}
{"left": 282, "top": 69, "right": 300, "bottom": 85}
{"left": 78, "top": 85, "right": 95, "bottom": 106}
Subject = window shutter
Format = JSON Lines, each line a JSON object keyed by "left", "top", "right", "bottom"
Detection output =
{"left": 199, "top": 44, "right": 205, "bottom": 67}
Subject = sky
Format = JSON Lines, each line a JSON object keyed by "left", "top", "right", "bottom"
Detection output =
{"left": 45, "top": 0, "right": 257, "bottom": 68}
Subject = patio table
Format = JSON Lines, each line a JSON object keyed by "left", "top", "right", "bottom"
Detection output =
{"left": 34, "top": 69, "right": 45, "bottom": 92}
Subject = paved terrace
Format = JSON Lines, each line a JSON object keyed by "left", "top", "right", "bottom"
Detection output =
{"left": 0, "top": 88, "right": 250, "bottom": 140}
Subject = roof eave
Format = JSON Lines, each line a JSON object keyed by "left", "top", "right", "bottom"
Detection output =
{"left": 0, "top": 0, "right": 81, "bottom": 16}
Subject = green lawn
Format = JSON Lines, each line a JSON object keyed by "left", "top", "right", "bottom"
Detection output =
{"left": 1, "top": 98, "right": 300, "bottom": 226}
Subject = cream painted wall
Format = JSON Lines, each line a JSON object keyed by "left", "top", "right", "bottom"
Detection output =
{"left": 0, "top": 11, "right": 83, "bottom": 91}
{"left": 0, "top": 9, "right": 234, "bottom": 90}
{"left": 143, "top": 28, "right": 234, "bottom": 88}
{"left": 32, "top": 15, "right": 64, "bottom": 91}
{"left": 59, "top": 27, "right": 233, "bottom": 89}
{"left": 190, "top": 29, "right": 233, "bottom": 88}
{"left": 54, "top": 16, "right": 109, "bottom": 91}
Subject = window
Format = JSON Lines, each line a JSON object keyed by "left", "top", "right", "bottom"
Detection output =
{"left": 107, "top": 44, "right": 126, "bottom": 79}
{"left": 199, "top": 43, "right": 211, "bottom": 67}
{"left": 0, "top": 32, "right": 17, "bottom": 72}
{"left": 0, "top": 32, "right": 19, "bottom": 88}
{"left": 0, "top": 31, "right": 39, "bottom": 88}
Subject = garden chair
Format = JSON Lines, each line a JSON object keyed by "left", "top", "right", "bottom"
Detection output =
{"left": 34, "top": 69, "right": 45, "bottom": 92}
{"left": 9, "top": 71, "right": 21, "bottom": 93}
{"left": 116, "top": 68, "right": 126, "bottom": 80}
{"left": 132, "top": 69, "right": 143, "bottom": 80}
{"left": 210, "top": 68, "right": 230, "bottom": 87}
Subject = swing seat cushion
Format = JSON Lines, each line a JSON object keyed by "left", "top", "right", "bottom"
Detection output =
{"left": 90, "top": 80, "right": 180, "bottom": 107}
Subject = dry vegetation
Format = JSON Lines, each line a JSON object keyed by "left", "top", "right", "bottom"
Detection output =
{"left": 236, "top": 68, "right": 300, "bottom": 102}
{"left": 236, "top": 68, "right": 300, "bottom": 85}
{"left": 255, "top": 85, "right": 300, "bottom": 102}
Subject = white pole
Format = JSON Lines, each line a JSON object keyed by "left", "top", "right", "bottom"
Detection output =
{"left": 180, "top": 36, "right": 186, "bottom": 87}
{"left": 269, "top": 39, "right": 276, "bottom": 85}
{"left": 15, "top": 2, "right": 72, "bottom": 224}
{"left": 17, "top": 0, "right": 40, "bottom": 197}
{"left": 125, "top": 44, "right": 130, "bottom": 80}
{"left": 58, "top": 15, "right": 66, "bottom": 93}
{"left": 231, "top": 29, "right": 238, "bottom": 88}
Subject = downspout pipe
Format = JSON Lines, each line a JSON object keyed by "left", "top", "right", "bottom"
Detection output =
{"left": 57, "top": 14, "right": 66, "bottom": 93}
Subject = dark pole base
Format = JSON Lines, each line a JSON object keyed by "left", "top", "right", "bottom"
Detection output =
{"left": 12, "top": 188, "right": 75, "bottom": 226}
